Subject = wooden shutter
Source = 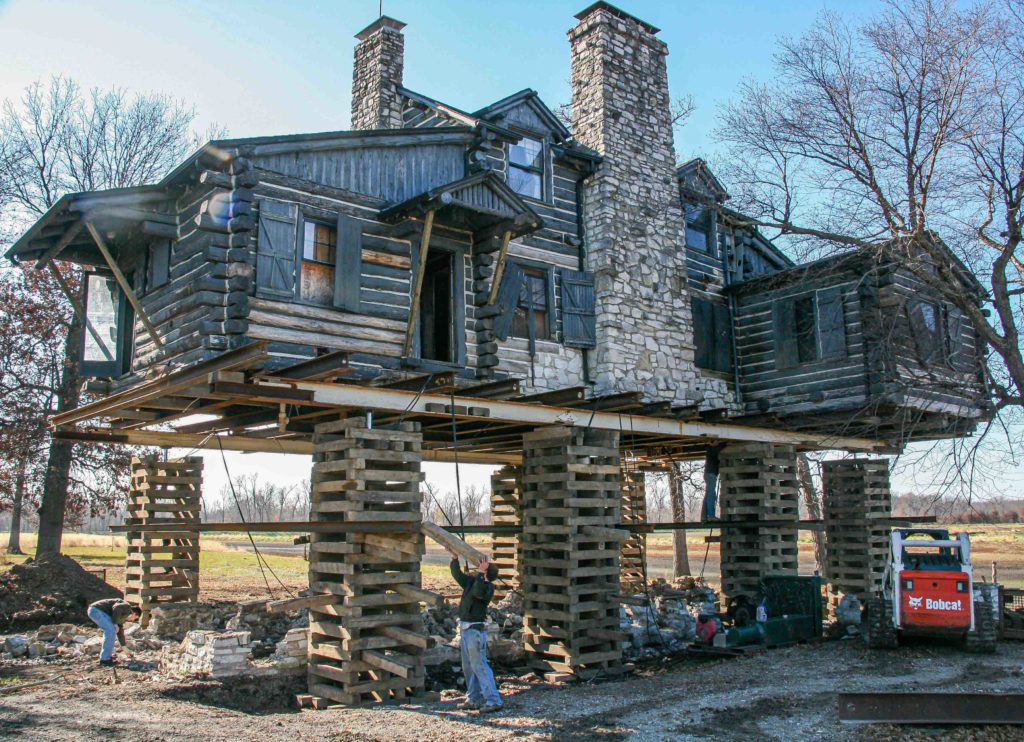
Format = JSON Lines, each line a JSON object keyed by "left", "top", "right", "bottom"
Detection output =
{"left": 773, "top": 298, "right": 799, "bottom": 369}
{"left": 817, "top": 287, "right": 847, "bottom": 360}
{"left": 148, "top": 240, "right": 170, "bottom": 290}
{"left": 559, "top": 268, "right": 596, "bottom": 348}
{"left": 691, "top": 297, "right": 712, "bottom": 368}
{"left": 333, "top": 213, "right": 363, "bottom": 312}
{"left": 492, "top": 261, "right": 525, "bottom": 341}
{"left": 255, "top": 199, "right": 296, "bottom": 299}
{"left": 944, "top": 304, "right": 964, "bottom": 368}
{"left": 712, "top": 301, "right": 733, "bottom": 372}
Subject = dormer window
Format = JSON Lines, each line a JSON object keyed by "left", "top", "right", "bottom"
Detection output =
{"left": 685, "top": 203, "right": 714, "bottom": 252}
{"left": 509, "top": 136, "right": 544, "bottom": 200}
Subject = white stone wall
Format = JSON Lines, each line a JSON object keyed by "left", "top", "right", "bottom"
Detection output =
{"left": 568, "top": 7, "right": 700, "bottom": 406}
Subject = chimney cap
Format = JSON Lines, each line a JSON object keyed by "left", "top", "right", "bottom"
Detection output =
{"left": 355, "top": 15, "right": 407, "bottom": 41}
{"left": 573, "top": 2, "right": 660, "bottom": 34}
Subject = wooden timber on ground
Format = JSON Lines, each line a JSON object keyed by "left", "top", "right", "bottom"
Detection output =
{"left": 124, "top": 456, "right": 202, "bottom": 625}
{"left": 520, "top": 426, "right": 625, "bottom": 681}
{"left": 490, "top": 465, "right": 522, "bottom": 597}
{"left": 718, "top": 443, "right": 800, "bottom": 601}
{"left": 306, "top": 417, "right": 428, "bottom": 708}
{"left": 619, "top": 466, "right": 647, "bottom": 592}
{"left": 822, "top": 459, "right": 892, "bottom": 601}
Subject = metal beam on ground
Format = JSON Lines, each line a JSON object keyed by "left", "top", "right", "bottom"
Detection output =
{"left": 838, "top": 693, "right": 1024, "bottom": 725}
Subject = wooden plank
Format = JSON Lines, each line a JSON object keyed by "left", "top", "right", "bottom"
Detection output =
{"left": 403, "top": 209, "right": 435, "bottom": 357}
{"left": 378, "top": 625, "right": 429, "bottom": 649}
{"left": 486, "top": 229, "right": 514, "bottom": 304}
{"left": 393, "top": 583, "right": 444, "bottom": 607}
{"left": 266, "top": 593, "right": 336, "bottom": 614}
{"left": 420, "top": 521, "right": 485, "bottom": 563}
{"left": 362, "top": 649, "right": 414, "bottom": 679}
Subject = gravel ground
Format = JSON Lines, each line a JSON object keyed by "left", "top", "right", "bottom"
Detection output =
{"left": 2, "top": 638, "right": 1024, "bottom": 740}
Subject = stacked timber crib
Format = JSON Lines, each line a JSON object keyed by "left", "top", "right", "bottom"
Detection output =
{"left": 822, "top": 459, "right": 892, "bottom": 601}
{"left": 490, "top": 465, "right": 522, "bottom": 597}
{"left": 306, "top": 417, "right": 429, "bottom": 707}
{"left": 124, "top": 456, "right": 203, "bottom": 624}
{"left": 718, "top": 443, "right": 800, "bottom": 601}
{"left": 520, "top": 426, "right": 626, "bottom": 681}
{"left": 619, "top": 466, "right": 647, "bottom": 592}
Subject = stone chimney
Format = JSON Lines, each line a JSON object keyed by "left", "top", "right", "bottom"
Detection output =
{"left": 351, "top": 16, "right": 406, "bottom": 130}
{"left": 568, "top": 2, "right": 697, "bottom": 405}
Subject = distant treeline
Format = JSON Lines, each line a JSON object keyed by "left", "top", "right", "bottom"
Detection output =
{"left": 893, "top": 494, "right": 1024, "bottom": 524}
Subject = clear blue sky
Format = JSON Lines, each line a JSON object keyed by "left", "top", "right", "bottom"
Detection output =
{"left": 2, "top": 0, "right": 1019, "bottom": 507}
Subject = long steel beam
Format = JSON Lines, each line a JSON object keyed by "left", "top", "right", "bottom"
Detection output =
{"left": 838, "top": 693, "right": 1024, "bottom": 725}
{"left": 278, "top": 377, "right": 883, "bottom": 451}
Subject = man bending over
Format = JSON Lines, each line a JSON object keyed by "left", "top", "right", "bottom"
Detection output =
{"left": 87, "top": 598, "right": 140, "bottom": 666}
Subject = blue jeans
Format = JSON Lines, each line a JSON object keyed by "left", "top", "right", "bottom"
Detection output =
{"left": 460, "top": 625, "right": 501, "bottom": 707}
{"left": 87, "top": 606, "right": 117, "bottom": 661}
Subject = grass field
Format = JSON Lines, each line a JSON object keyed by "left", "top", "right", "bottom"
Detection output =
{"left": 1, "top": 523, "right": 1020, "bottom": 602}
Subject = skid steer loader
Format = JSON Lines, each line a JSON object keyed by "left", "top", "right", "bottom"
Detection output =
{"left": 863, "top": 529, "right": 996, "bottom": 652}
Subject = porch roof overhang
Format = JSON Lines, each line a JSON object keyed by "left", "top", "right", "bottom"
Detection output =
{"left": 5, "top": 185, "right": 172, "bottom": 269}
{"left": 378, "top": 171, "right": 543, "bottom": 241}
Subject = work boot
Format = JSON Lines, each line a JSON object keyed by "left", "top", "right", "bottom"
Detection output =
{"left": 479, "top": 702, "right": 503, "bottom": 714}
{"left": 458, "top": 700, "right": 481, "bottom": 710}
{"left": 99, "top": 658, "right": 118, "bottom": 667}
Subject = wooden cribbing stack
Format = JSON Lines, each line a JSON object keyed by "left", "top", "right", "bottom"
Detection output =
{"left": 124, "top": 456, "right": 203, "bottom": 625}
{"left": 520, "top": 426, "right": 625, "bottom": 681}
{"left": 490, "top": 465, "right": 522, "bottom": 597}
{"left": 718, "top": 443, "right": 799, "bottom": 601}
{"left": 306, "top": 417, "right": 429, "bottom": 707}
{"left": 822, "top": 458, "right": 892, "bottom": 602}
{"left": 619, "top": 466, "right": 647, "bottom": 592}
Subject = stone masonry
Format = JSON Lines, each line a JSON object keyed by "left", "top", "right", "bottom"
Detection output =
{"left": 351, "top": 16, "right": 406, "bottom": 130}
{"left": 568, "top": 3, "right": 699, "bottom": 406}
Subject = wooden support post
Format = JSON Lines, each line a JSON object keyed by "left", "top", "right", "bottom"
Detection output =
{"left": 490, "top": 465, "right": 522, "bottom": 598}
{"left": 402, "top": 210, "right": 436, "bottom": 357}
{"left": 34, "top": 220, "right": 83, "bottom": 269}
{"left": 84, "top": 221, "right": 164, "bottom": 349}
{"left": 486, "top": 230, "right": 513, "bottom": 305}
{"left": 619, "top": 467, "right": 648, "bottom": 592}
{"left": 123, "top": 456, "right": 202, "bottom": 626}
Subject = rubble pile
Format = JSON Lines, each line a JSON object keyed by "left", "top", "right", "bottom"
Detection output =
{"left": 0, "top": 555, "right": 121, "bottom": 631}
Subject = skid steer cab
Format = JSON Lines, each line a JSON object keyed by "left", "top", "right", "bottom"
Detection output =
{"left": 864, "top": 529, "right": 996, "bottom": 652}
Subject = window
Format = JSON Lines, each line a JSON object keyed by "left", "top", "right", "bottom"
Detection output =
{"left": 773, "top": 288, "right": 847, "bottom": 369}
{"left": 685, "top": 203, "right": 714, "bottom": 252}
{"left": 508, "top": 136, "right": 544, "bottom": 200}
{"left": 512, "top": 268, "right": 551, "bottom": 340}
{"left": 908, "top": 300, "right": 944, "bottom": 365}
{"left": 81, "top": 272, "right": 131, "bottom": 377}
{"left": 300, "top": 220, "right": 337, "bottom": 306}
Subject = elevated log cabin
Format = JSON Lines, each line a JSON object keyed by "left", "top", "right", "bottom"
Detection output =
{"left": 5, "top": 2, "right": 989, "bottom": 455}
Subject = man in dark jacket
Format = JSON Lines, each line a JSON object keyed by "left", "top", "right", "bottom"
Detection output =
{"left": 87, "top": 598, "right": 140, "bottom": 666}
{"left": 448, "top": 549, "right": 502, "bottom": 713}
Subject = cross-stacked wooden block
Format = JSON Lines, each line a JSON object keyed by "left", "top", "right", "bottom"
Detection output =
{"left": 490, "top": 465, "right": 522, "bottom": 598}
{"left": 520, "top": 426, "right": 625, "bottom": 681}
{"left": 124, "top": 456, "right": 203, "bottom": 625}
{"left": 306, "top": 417, "right": 428, "bottom": 706}
{"left": 619, "top": 466, "right": 647, "bottom": 592}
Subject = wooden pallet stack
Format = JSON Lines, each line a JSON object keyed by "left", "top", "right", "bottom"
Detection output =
{"left": 520, "top": 426, "right": 625, "bottom": 681}
{"left": 718, "top": 443, "right": 800, "bottom": 601}
{"left": 490, "top": 465, "right": 522, "bottom": 597}
{"left": 124, "top": 456, "right": 202, "bottom": 625}
{"left": 619, "top": 466, "right": 647, "bottom": 592}
{"left": 822, "top": 459, "right": 892, "bottom": 601}
{"left": 306, "top": 417, "right": 428, "bottom": 707}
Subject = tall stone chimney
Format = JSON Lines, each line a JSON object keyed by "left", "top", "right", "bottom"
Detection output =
{"left": 351, "top": 16, "right": 406, "bottom": 130}
{"left": 569, "top": 2, "right": 697, "bottom": 405}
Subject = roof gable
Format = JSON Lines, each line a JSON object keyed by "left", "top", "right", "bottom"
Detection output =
{"left": 475, "top": 90, "right": 571, "bottom": 142}
{"left": 677, "top": 159, "right": 729, "bottom": 203}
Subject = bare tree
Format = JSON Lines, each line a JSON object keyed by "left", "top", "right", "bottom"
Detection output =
{"left": 0, "top": 77, "right": 219, "bottom": 555}
{"left": 717, "top": 0, "right": 1022, "bottom": 419}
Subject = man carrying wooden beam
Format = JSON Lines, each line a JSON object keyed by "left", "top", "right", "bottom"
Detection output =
{"left": 446, "top": 547, "right": 503, "bottom": 713}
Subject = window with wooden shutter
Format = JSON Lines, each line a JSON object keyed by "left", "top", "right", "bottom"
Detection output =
{"left": 559, "top": 268, "right": 596, "bottom": 348}
{"left": 817, "top": 287, "right": 847, "bottom": 360}
{"left": 147, "top": 240, "right": 170, "bottom": 292}
{"left": 333, "top": 213, "right": 362, "bottom": 312}
{"left": 255, "top": 199, "right": 297, "bottom": 299}
{"left": 943, "top": 304, "right": 964, "bottom": 369}
{"left": 492, "top": 261, "right": 525, "bottom": 341}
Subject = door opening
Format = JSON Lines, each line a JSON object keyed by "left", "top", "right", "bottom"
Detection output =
{"left": 419, "top": 251, "right": 454, "bottom": 363}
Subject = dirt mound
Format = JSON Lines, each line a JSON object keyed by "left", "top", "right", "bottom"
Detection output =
{"left": 0, "top": 553, "right": 121, "bottom": 631}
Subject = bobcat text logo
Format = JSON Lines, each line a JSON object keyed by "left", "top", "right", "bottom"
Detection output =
{"left": 908, "top": 596, "right": 962, "bottom": 611}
